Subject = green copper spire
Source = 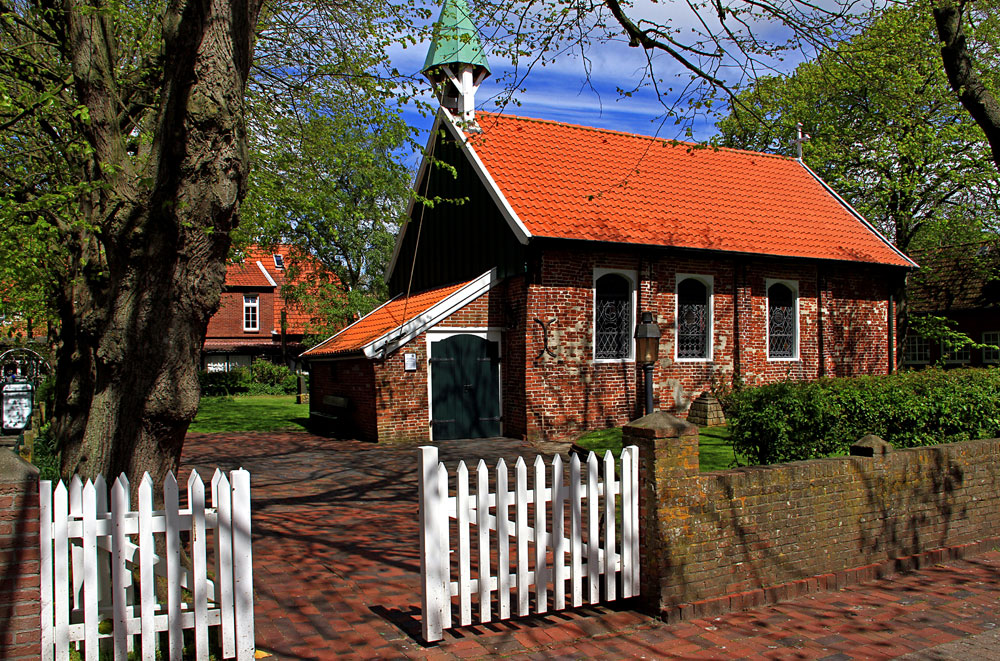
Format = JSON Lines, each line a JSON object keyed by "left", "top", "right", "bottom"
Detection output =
{"left": 422, "top": 0, "right": 490, "bottom": 79}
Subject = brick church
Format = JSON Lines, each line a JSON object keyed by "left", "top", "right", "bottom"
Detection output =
{"left": 303, "top": 0, "right": 916, "bottom": 443}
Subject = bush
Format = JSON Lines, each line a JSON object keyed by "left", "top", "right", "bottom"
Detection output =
{"left": 198, "top": 361, "right": 297, "bottom": 397}
{"left": 726, "top": 367, "right": 1000, "bottom": 465}
{"left": 198, "top": 367, "right": 250, "bottom": 396}
{"left": 31, "top": 423, "right": 61, "bottom": 482}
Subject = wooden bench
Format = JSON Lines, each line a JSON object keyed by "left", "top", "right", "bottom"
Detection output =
{"left": 310, "top": 395, "right": 350, "bottom": 429}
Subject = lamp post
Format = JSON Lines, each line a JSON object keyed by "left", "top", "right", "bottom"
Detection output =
{"left": 634, "top": 311, "right": 661, "bottom": 416}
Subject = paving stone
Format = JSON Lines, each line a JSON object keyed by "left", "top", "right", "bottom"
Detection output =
{"left": 182, "top": 431, "right": 1000, "bottom": 660}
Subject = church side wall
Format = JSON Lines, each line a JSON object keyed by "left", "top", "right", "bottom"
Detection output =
{"left": 523, "top": 248, "right": 894, "bottom": 442}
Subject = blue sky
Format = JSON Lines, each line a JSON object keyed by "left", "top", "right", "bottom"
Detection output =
{"left": 387, "top": 0, "right": 817, "bottom": 168}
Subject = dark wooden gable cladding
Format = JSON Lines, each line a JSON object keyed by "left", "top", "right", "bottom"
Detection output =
{"left": 388, "top": 130, "right": 526, "bottom": 296}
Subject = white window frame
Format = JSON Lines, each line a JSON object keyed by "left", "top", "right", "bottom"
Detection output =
{"left": 766, "top": 278, "right": 799, "bottom": 361}
{"left": 941, "top": 338, "right": 970, "bottom": 365}
{"left": 902, "top": 335, "right": 931, "bottom": 365}
{"left": 983, "top": 331, "right": 1000, "bottom": 364}
{"left": 243, "top": 294, "right": 259, "bottom": 332}
{"left": 592, "top": 268, "right": 638, "bottom": 363}
{"left": 674, "top": 273, "right": 714, "bottom": 362}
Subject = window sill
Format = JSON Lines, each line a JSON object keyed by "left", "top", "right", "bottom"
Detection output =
{"left": 593, "top": 358, "right": 635, "bottom": 364}
{"left": 675, "top": 357, "right": 713, "bottom": 363}
{"left": 767, "top": 357, "right": 800, "bottom": 362}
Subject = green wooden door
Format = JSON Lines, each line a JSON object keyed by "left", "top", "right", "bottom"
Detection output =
{"left": 430, "top": 335, "right": 501, "bottom": 440}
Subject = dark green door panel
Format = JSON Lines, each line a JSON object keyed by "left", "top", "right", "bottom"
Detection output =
{"left": 431, "top": 335, "right": 501, "bottom": 440}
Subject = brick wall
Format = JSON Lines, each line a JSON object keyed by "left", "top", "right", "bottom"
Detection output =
{"left": 631, "top": 414, "right": 1000, "bottom": 621}
{"left": 205, "top": 288, "right": 275, "bottom": 338}
{"left": 0, "top": 450, "right": 40, "bottom": 660}
{"left": 521, "top": 250, "right": 894, "bottom": 441}
{"left": 310, "top": 359, "right": 377, "bottom": 440}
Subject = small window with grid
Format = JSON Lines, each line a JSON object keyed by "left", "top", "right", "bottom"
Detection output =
{"left": 983, "top": 332, "right": 1000, "bottom": 364}
{"left": 243, "top": 294, "right": 259, "bottom": 331}
{"left": 903, "top": 335, "right": 931, "bottom": 364}
{"left": 941, "top": 338, "right": 970, "bottom": 364}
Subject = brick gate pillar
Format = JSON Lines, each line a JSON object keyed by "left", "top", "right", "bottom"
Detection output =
{"left": 624, "top": 411, "right": 700, "bottom": 616}
{"left": 0, "top": 449, "right": 41, "bottom": 660}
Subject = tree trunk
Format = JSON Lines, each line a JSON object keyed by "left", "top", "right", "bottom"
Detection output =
{"left": 55, "top": 0, "right": 262, "bottom": 487}
{"left": 934, "top": 1, "right": 1000, "bottom": 172}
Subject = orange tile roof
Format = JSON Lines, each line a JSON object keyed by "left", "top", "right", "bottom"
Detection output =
{"left": 465, "top": 113, "right": 913, "bottom": 268}
{"left": 224, "top": 260, "right": 273, "bottom": 288}
{"left": 304, "top": 280, "right": 470, "bottom": 357}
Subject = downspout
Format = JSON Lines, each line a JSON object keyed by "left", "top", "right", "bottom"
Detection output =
{"left": 887, "top": 293, "right": 895, "bottom": 374}
{"left": 817, "top": 266, "right": 825, "bottom": 378}
{"left": 732, "top": 258, "right": 741, "bottom": 382}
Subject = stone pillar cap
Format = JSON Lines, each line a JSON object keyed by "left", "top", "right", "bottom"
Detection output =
{"left": 0, "top": 448, "right": 40, "bottom": 482}
{"left": 849, "top": 435, "right": 893, "bottom": 457}
{"left": 623, "top": 411, "right": 699, "bottom": 439}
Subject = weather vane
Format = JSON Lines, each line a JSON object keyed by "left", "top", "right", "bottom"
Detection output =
{"left": 790, "top": 122, "right": 811, "bottom": 160}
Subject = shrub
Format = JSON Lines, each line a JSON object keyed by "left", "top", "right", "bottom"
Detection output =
{"left": 249, "top": 360, "right": 297, "bottom": 395}
{"left": 198, "top": 367, "right": 250, "bottom": 397}
{"left": 31, "top": 423, "right": 61, "bottom": 482}
{"left": 726, "top": 367, "right": 1000, "bottom": 465}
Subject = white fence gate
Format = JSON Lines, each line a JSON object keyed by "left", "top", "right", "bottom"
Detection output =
{"left": 419, "top": 445, "right": 640, "bottom": 642}
{"left": 39, "top": 470, "right": 255, "bottom": 661}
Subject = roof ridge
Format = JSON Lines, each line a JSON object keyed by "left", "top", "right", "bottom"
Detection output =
{"left": 474, "top": 111, "right": 796, "bottom": 161}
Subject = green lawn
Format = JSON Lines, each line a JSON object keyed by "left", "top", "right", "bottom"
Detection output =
{"left": 190, "top": 395, "right": 310, "bottom": 433}
{"left": 575, "top": 425, "right": 741, "bottom": 471}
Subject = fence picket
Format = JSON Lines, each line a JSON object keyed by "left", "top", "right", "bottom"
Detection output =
{"left": 231, "top": 469, "right": 254, "bottom": 661}
{"left": 164, "top": 472, "right": 182, "bottom": 660}
{"left": 138, "top": 475, "right": 156, "bottom": 661}
{"left": 189, "top": 472, "right": 209, "bottom": 660}
{"left": 111, "top": 476, "right": 130, "bottom": 659}
{"left": 213, "top": 470, "right": 236, "bottom": 659}
{"left": 456, "top": 462, "right": 472, "bottom": 626}
{"left": 629, "top": 446, "right": 640, "bottom": 596}
{"left": 570, "top": 455, "right": 582, "bottom": 608}
{"left": 53, "top": 481, "right": 70, "bottom": 661}
{"left": 40, "top": 481, "right": 54, "bottom": 661}
{"left": 476, "top": 460, "right": 491, "bottom": 623}
{"left": 496, "top": 458, "right": 511, "bottom": 620}
{"left": 40, "top": 469, "right": 253, "bottom": 660}
{"left": 621, "top": 447, "right": 634, "bottom": 598}
{"left": 419, "top": 445, "right": 640, "bottom": 642}
{"left": 552, "top": 454, "right": 566, "bottom": 611}
{"left": 82, "top": 480, "right": 99, "bottom": 661}
{"left": 586, "top": 453, "right": 599, "bottom": 604}
{"left": 69, "top": 475, "right": 82, "bottom": 615}
{"left": 603, "top": 451, "right": 616, "bottom": 601}
{"left": 515, "top": 457, "right": 529, "bottom": 617}
{"left": 533, "top": 455, "right": 547, "bottom": 614}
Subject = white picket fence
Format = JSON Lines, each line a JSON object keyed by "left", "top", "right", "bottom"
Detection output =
{"left": 419, "top": 445, "right": 640, "bottom": 642}
{"left": 39, "top": 470, "right": 254, "bottom": 661}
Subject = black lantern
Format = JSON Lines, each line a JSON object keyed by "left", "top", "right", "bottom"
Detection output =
{"left": 634, "top": 311, "right": 661, "bottom": 415}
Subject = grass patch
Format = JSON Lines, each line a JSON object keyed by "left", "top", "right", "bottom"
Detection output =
{"left": 190, "top": 395, "right": 310, "bottom": 434}
{"left": 575, "top": 425, "right": 741, "bottom": 471}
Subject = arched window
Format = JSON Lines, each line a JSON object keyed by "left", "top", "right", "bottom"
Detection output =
{"left": 767, "top": 282, "right": 797, "bottom": 359}
{"left": 594, "top": 272, "right": 633, "bottom": 360}
{"left": 677, "top": 277, "right": 711, "bottom": 360}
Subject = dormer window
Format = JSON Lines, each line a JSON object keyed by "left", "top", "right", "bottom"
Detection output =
{"left": 273, "top": 254, "right": 284, "bottom": 269}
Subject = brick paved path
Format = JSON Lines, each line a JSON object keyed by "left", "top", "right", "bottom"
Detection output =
{"left": 182, "top": 432, "right": 1000, "bottom": 660}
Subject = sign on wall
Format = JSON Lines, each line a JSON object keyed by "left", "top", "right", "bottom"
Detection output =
{"left": 2, "top": 381, "right": 34, "bottom": 432}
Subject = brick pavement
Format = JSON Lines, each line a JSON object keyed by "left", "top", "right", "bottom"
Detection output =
{"left": 182, "top": 432, "right": 1000, "bottom": 660}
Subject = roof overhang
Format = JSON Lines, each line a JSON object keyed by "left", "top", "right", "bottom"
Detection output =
{"left": 304, "top": 268, "right": 501, "bottom": 361}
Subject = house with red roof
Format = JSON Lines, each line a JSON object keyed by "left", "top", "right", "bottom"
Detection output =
{"left": 202, "top": 245, "right": 322, "bottom": 372}
{"left": 302, "top": 0, "right": 916, "bottom": 443}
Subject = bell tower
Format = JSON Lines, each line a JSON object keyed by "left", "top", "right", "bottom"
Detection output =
{"left": 422, "top": 0, "right": 491, "bottom": 127}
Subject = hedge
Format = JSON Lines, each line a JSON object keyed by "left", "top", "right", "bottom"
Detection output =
{"left": 198, "top": 362, "right": 299, "bottom": 397}
{"left": 725, "top": 367, "right": 1000, "bottom": 465}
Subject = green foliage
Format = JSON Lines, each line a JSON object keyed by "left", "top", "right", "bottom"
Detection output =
{"left": 727, "top": 368, "right": 1000, "bottom": 465}
{"left": 198, "top": 368, "right": 251, "bottom": 397}
{"left": 31, "top": 423, "right": 61, "bottom": 482}
{"left": 716, "top": 6, "right": 1000, "bottom": 253}
{"left": 198, "top": 362, "right": 297, "bottom": 397}
{"left": 574, "top": 425, "right": 739, "bottom": 471}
